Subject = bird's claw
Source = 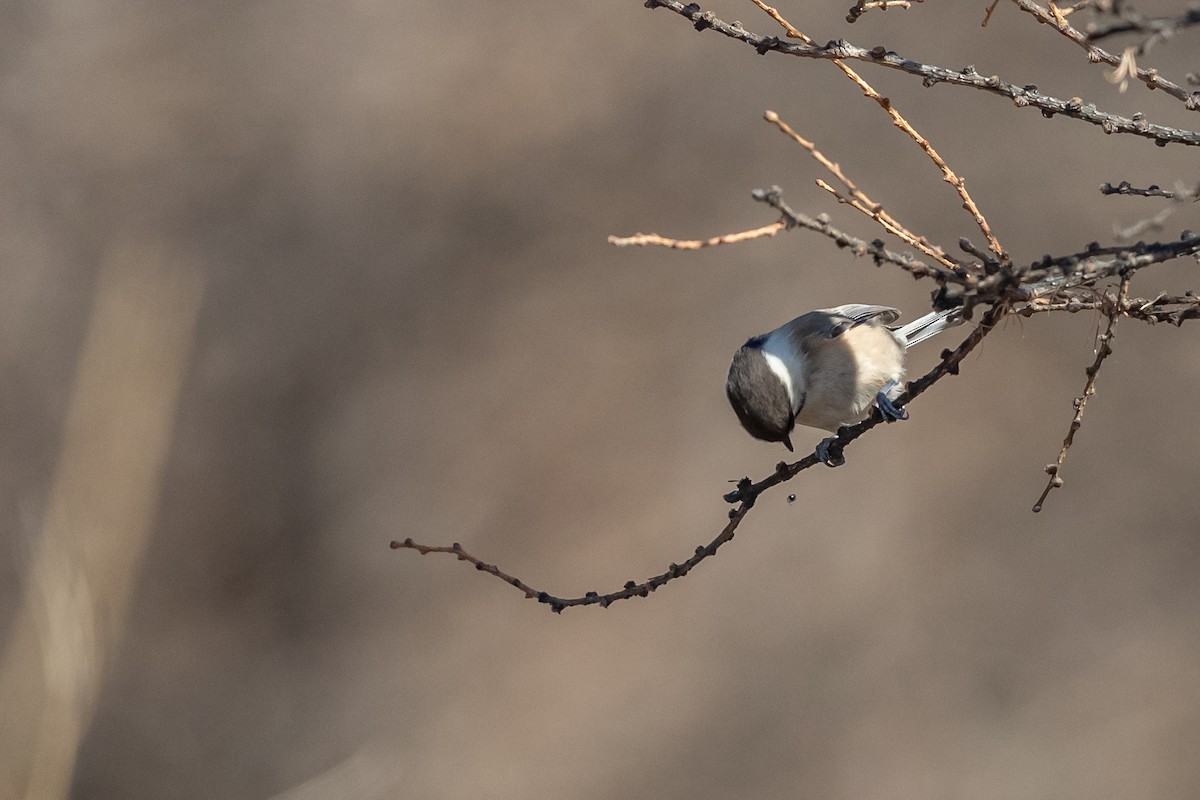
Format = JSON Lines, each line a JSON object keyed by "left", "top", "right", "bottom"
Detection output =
{"left": 875, "top": 381, "right": 909, "bottom": 423}
{"left": 816, "top": 437, "right": 845, "bottom": 468}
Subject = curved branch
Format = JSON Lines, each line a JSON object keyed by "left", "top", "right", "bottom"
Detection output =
{"left": 393, "top": 305, "right": 1009, "bottom": 612}
{"left": 391, "top": 502, "right": 753, "bottom": 613}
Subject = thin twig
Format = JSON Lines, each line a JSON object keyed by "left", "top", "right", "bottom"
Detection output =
{"left": 1032, "top": 276, "right": 1128, "bottom": 512}
{"left": 983, "top": 0, "right": 1004, "bottom": 26}
{"left": 1101, "top": 180, "right": 1197, "bottom": 199}
{"left": 847, "top": 0, "right": 923, "bottom": 23}
{"left": 607, "top": 221, "right": 787, "bottom": 249}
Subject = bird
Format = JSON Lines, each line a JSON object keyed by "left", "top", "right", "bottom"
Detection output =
{"left": 725, "top": 304, "right": 962, "bottom": 464}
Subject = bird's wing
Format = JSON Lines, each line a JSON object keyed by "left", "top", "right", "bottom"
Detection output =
{"left": 779, "top": 306, "right": 896, "bottom": 356}
{"left": 822, "top": 304, "right": 902, "bottom": 326}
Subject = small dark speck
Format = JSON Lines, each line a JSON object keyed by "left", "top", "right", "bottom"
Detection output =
{"left": 787, "top": 494, "right": 796, "bottom": 504}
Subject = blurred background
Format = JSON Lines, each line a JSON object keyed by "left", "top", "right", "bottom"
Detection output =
{"left": 1, "top": 0, "right": 1199, "bottom": 797}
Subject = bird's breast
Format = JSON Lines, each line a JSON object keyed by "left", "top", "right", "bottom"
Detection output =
{"left": 794, "top": 324, "right": 905, "bottom": 431}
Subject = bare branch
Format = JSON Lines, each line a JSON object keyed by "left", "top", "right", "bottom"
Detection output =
{"left": 1101, "top": 180, "right": 1199, "bottom": 199}
{"left": 980, "top": 232, "right": 1200, "bottom": 302}
{"left": 647, "top": 0, "right": 1200, "bottom": 146}
{"left": 391, "top": 502, "right": 748, "bottom": 613}
{"left": 1032, "top": 276, "right": 1128, "bottom": 512}
{"left": 1010, "top": 0, "right": 1200, "bottom": 109}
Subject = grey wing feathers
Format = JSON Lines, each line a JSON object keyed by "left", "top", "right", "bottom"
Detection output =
{"left": 779, "top": 304, "right": 958, "bottom": 354}
{"left": 780, "top": 305, "right": 898, "bottom": 355}
{"left": 823, "top": 304, "right": 902, "bottom": 326}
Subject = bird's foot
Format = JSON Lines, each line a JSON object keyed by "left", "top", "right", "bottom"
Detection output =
{"left": 875, "top": 380, "right": 909, "bottom": 423}
{"left": 816, "top": 436, "right": 845, "bottom": 468}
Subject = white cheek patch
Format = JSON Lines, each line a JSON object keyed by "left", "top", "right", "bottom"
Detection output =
{"left": 760, "top": 350, "right": 797, "bottom": 410}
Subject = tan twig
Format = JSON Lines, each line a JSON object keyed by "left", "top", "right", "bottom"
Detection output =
{"left": 748, "top": 2, "right": 1009, "bottom": 264}
{"left": 607, "top": 221, "right": 787, "bottom": 249}
{"left": 1032, "top": 276, "right": 1129, "bottom": 512}
{"left": 746, "top": 0, "right": 805, "bottom": 38}
{"left": 765, "top": 110, "right": 959, "bottom": 271}
{"left": 1012, "top": 0, "right": 1200, "bottom": 110}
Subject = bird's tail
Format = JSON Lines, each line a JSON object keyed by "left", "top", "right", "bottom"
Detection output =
{"left": 894, "top": 308, "right": 963, "bottom": 347}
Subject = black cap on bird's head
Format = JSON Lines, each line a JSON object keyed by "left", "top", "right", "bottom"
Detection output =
{"left": 725, "top": 338, "right": 796, "bottom": 451}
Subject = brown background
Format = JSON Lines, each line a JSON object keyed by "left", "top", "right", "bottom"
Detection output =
{"left": 2, "top": 0, "right": 1200, "bottom": 797}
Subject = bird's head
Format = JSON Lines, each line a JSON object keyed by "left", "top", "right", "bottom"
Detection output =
{"left": 725, "top": 336, "right": 804, "bottom": 451}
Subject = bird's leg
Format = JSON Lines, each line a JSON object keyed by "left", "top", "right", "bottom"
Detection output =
{"left": 816, "top": 435, "right": 845, "bottom": 468}
{"left": 875, "top": 379, "right": 909, "bottom": 423}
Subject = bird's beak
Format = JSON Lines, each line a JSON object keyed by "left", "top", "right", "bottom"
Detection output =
{"left": 783, "top": 435, "right": 794, "bottom": 452}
